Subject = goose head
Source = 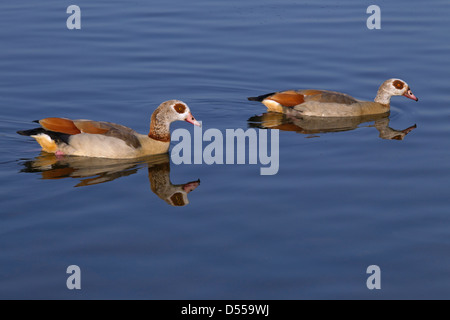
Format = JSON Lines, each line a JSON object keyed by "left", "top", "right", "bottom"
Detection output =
{"left": 375, "top": 79, "right": 418, "bottom": 105}
{"left": 149, "top": 100, "right": 200, "bottom": 141}
{"left": 157, "top": 100, "right": 200, "bottom": 126}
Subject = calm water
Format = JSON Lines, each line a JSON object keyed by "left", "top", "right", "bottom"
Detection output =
{"left": 1, "top": 0, "right": 450, "bottom": 299}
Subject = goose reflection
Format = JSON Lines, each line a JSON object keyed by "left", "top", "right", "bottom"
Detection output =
{"left": 248, "top": 112, "right": 416, "bottom": 140}
{"left": 19, "top": 153, "right": 200, "bottom": 206}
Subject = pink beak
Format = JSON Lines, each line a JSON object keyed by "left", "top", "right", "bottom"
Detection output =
{"left": 185, "top": 112, "right": 201, "bottom": 127}
{"left": 403, "top": 88, "right": 419, "bottom": 101}
{"left": 183, "top": 180, "right": 200, "bottom": 193}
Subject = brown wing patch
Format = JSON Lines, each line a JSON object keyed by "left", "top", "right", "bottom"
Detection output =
{"left": 39, "top": 118, "right": 81, "bottom": 135}
{"left": 393, "top": 80, "right": 404, "bottom": 90}
{"left": 73, "top": 120, "right": 141, "bottom": 149}
{"left": 105, "top": 125, "right": 141, "bottom": 149}
{"left": 173, "top": 103, "right": 186, "bottom": 114}
{"left": 302, "top": 89, "right": 323, "bottom": 96}
{"left": 268, "top": 91, "right": 305, "bottom": 107}
{"left": 306, "top": 90, "right": 358, "bottom": 105}
{"left": 73, "top": 120, "right": 110, "bottom": 134}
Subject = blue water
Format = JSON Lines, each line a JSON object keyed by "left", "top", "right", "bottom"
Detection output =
{"left": 1, "top": 0, "right": 450, "bottom": 299}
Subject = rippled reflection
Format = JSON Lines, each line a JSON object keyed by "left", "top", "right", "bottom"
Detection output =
{"left": 248, "top": 112, "right": 417, "bottom": 140}
{"left": 18, "top": 153, "right": 200, "bottom": 206}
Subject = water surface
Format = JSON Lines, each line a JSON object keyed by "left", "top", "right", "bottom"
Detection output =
{"left": 1, "top": 0, "right": 450, "bottom": 299}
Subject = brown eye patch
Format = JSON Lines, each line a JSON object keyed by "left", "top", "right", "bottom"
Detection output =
{"left": 174, "top": 103, "right": 186, "bottom": 114}
{"left": 170, "top": 192, "right": 185, "bottom": 206}
{"left": 393, "top": 80, "right": 404, "bottom": 90}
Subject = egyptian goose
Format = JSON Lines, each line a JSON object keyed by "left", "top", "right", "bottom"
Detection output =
{"left": 248, "top": 79, "right": 418, "bottom": 117}
{"left": 17, "top": 100, "right": 200, "bottom": 158}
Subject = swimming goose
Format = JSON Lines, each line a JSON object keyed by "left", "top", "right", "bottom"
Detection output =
{"left": 248, "top": 79, "right": 418, "bottom": 117}
{"left": 17, "top": 100, "right": 200, "bottom": 158}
